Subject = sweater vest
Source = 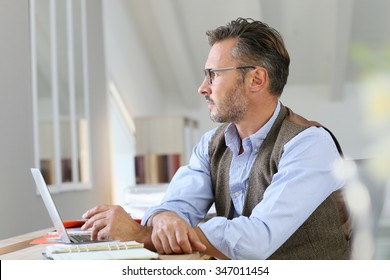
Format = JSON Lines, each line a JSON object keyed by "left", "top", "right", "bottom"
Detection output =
{"left": 209, "top": 104, "right": 351, "bottom": 259}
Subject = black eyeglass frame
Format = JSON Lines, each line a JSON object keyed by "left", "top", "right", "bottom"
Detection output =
{"left": 203, "top": 66, "right": 256, "bottom": 85}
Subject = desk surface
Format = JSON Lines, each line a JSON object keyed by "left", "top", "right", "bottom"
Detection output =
{"left": 0, "top": 228, "right": 201, "bottom": 260}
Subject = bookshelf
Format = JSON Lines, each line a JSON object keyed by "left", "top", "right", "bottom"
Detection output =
{"left": 122, "top": 116, "right": 198, "bottom": 217}
{"left": 133, "top": 115, "right": 198, "bottom": 185}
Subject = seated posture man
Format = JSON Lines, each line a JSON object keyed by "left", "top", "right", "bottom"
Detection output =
{"left": 82, "top": 18, "right": 351, "bottom": 260}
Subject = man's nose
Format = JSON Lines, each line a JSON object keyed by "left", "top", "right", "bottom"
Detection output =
{"left": 198, "top": 78, "right": 211, "bottom": 96}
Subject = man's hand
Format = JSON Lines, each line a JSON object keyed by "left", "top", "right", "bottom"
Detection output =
{"left": 149, "top": 211, "right": 206, "bottom": 255}
{"left": 81, "top": 205, "right": 150, "bottom": 243}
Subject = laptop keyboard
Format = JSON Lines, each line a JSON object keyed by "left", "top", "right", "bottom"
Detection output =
{"left": 70, "top": 234, "right": 92, "bottom": 243}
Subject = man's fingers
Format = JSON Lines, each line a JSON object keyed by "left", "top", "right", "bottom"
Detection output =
{"left": 82, "top": 205, "right": 110, "bottom": 219}
{"left": 192, "top": 240, "right": 207, "bottom": 252}
{"left": 81, "top": 211, "right": 105, "bottom": 230}
{"left": 96, "top": 226, "right": 110, "bottom": 241}
{"left": 174, "top": 231, "right": 192, "bottom": 254}
{"left": 152, "top": 231, "right": 167, "bottom": 255}
{"left": 188, "top": 229, "right": 207, "bottom": 251}
{"left": 89, "top": 219, "right": 107, "bottom": 240}
{"left": 149, "top": 211, "right": 206, "bottom": 255}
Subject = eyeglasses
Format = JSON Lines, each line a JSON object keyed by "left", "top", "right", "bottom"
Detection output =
{"left": 203, "top": 66, "right": 256, "bottom": 85}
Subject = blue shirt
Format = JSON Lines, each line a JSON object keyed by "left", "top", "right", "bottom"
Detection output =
{"left": 142, "top": 101, "right": 345, "bottom": 259}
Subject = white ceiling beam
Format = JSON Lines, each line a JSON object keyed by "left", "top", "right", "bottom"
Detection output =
{"left": 148, "top": 0, "right": 200, "bottom": 108}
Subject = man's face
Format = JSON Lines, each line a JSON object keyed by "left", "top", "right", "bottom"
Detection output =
{"left": 198, "top": 38, "right": 250, "bottom": 124}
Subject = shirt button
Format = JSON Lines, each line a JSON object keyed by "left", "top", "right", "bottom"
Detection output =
{"left": 235, "top": 191, "right": 240, "bottom": 197}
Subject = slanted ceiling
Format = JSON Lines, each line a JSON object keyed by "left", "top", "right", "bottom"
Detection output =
{"left": 122, "top": 0, "right": 390, "bottom": 108}
{"left": 35, "top": 0, "right": 390, "bottom": 110}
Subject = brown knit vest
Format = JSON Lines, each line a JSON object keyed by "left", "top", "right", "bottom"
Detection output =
{"left": 209, "top": 104, "right": 351, "bottom": 259}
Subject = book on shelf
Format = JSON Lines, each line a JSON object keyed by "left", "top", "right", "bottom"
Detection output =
{"left": 135, "top": 154, "right": 181, "bottom": 184}
{"left": 43, "top": 241, "right": 159, "bottom": 260}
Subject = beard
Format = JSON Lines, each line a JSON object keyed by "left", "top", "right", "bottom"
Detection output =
{"left": 207, "top": 81, "right": 249, "bottom": 123}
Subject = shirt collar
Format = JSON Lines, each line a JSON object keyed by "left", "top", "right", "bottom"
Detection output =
{"left": 224, "top": 101, "right": 281, "bottom": 153}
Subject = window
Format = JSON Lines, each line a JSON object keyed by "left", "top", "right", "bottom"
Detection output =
{"left": 30, "top": 0, "right": 91, "bottom": 192}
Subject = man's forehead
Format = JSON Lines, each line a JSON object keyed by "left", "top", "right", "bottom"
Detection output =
{"left": 205, "top": 38, "right": 237, "bottom": 68}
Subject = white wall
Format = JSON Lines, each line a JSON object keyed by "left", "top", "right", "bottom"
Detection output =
{"left": 0, "top": 0, "right": 112, "bottom": 240}
{"left": 0, "top": 0, "right": 36, "bottom": 240}
{"left": 102, "top": 0, "right": 166, "bottom": 118}
{"left": 281, "top": 83, "right": 374, "bottom": 160}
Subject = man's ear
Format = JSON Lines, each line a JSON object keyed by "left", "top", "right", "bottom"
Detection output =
{"left": 250, "top": 67, "right": 268, "bottom": 92}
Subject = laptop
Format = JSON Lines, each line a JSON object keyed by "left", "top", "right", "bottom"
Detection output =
{"left": 31, "top": 168, "right": 95, "bottom": 243}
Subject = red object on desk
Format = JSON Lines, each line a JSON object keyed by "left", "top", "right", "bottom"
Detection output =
{"left": 63, "top": 220, "right": 87, "bottom": 228}
{"left": 64, "top": 219, "right": 140, "bottom": 227}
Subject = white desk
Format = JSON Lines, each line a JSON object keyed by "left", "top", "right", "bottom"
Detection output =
{"left": 0, "top": 228, "right": 202, "bottom": 260}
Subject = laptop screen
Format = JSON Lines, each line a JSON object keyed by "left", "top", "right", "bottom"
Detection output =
{"left": 31, "top": 168, "right": 72, "bottom": 243}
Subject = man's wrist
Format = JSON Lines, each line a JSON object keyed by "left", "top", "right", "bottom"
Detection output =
{"left": 146, "top": 211, "right": 166, "bottom": 227}
{"left": 136, "top": 225, "right": 154, "bottom": 251}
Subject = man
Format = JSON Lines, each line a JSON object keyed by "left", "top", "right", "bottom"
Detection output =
{"left": 82, "top": 18, "right": 351, "bottom": 259}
